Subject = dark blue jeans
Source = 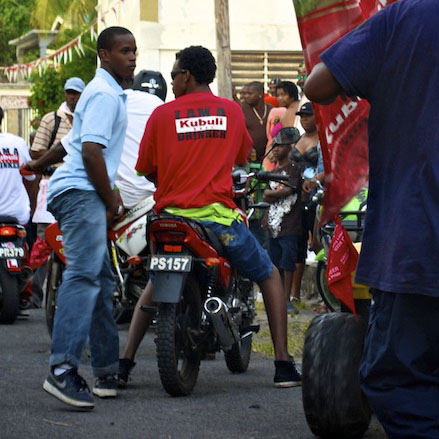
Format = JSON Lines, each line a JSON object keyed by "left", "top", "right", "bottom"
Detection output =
{"left": 48, "top": 190, "right": 119, "bottom": 377}
{"left": 360, "top": 290, "right": 439, "bottom": 438}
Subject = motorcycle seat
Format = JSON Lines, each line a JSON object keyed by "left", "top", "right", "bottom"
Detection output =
{"left": 202, "top": 226, "right": 226, "bottom": 257}
{"left": 112, "top": 196, "right": 155, "bottom": 231}
{"left": 0, "top": 216, "right": 19, "bottom": 224}
{"left": 153, "top": 213, "right": 226, "bottom": 257}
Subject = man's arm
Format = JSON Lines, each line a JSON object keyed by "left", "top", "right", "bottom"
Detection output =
{"left": 26, "top": 142, "right": 67, "bottom": 174}
{"left": 304, "top": 62, "right": 345, "bottom": 105}
{"left": 263, "top": 185, "right": 293, "bottom": 203}
{"left": 82, "top": 142, "right": 120, "bottom": 223}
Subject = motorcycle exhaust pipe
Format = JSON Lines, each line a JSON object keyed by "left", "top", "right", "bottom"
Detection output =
{"left": 18, "top": 266, "right": 33, "bottom": 283}
{"left": 204, "top": 297, "right": 239, "bottom": 349}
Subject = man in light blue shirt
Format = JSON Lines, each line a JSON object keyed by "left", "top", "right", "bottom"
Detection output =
{"left": 42, "top": 26, "right": 137, "bottom": 410}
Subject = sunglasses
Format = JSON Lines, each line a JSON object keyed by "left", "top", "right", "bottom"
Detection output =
{"left": 170, "top": 69, "right": 187, "bottom": 80}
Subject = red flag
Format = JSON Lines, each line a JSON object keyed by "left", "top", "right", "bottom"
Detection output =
{"left": 325, "top": 216, "right": 359, "bottom": 314}
{"left": 292, "top": 0, "right": 398, "bottom": 223}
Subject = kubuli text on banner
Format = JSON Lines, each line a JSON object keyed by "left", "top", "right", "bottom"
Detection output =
{"left": 292, "top": 0, "right": 398, "bottom": 224}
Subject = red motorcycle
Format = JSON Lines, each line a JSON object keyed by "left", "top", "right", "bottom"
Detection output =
{"left": 0, "top": 217, "right": 32, "bottom": 323}
{"left": 143, "top": 169, "right": 296, "bottom": 396}
{"left": 44, "top": 196, "right": 155, "bottom": 336}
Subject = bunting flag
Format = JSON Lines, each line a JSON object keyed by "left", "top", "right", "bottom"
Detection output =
{"left": 292, "top": 0, "right": 398, "bottom": 224}
{"left": 0, "top": 0, "right": 128, "bottom": 82}
{"left": 0, "top": 32, "right": 87, "bottom": 81}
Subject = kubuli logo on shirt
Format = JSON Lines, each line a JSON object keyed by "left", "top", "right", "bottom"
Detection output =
{"left": 175, "top": 116, "right": 227, "bottom": 134}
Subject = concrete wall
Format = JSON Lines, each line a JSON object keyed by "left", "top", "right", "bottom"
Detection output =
{"left": 0, "top": 84, "right": 32, "bottom": 139}
{"left": 97, "top": 0, "right": 301, "bottom": 97}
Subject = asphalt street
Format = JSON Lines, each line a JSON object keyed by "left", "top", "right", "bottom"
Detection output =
{"left": 0, "top": 309, "right": 387, "bottom": 439}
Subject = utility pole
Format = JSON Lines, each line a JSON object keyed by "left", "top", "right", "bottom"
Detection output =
{"left": 214, "top": 0, "right": 233, "bottom": 100}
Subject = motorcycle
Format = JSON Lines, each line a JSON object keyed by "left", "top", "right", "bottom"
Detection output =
{"left": 0, "top": 216, "right": 33, "bottom": 323}
{"left": 142, "top": 168, "right": 296, "bottom": 397}
{"left": 300, "top": 168, "right": 373, "bottom": 439}
{"left": 44, "top": 195, "right": 155, "bottom": 336}
{"left": 314, "top": 185, "right": 368, "bottom": 312}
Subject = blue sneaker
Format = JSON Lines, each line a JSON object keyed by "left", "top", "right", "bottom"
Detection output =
{"left": 43, "top": 368, "right": 94, "bottom": 409}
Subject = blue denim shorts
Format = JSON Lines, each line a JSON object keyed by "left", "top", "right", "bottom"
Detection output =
{"left": 200, "top": 220, "right": 273, "bottom": 284}
{"left": 268, "top": 234, "right": 299, "bottom": 272}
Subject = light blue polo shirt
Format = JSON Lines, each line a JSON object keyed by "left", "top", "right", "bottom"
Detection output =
{"left": 48, "top": 68, "right": 127, "bottom": 203}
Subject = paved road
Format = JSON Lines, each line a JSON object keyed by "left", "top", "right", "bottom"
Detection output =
{"left": 0, "top": 309, "right": 386, "bottom": 439}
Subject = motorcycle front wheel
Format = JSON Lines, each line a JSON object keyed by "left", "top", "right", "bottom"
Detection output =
{"left": 156, "top": 276, "right": 202, "bottom": 397}
{"left": 0, "top": 263, "right": 19, "bottom": 324}
{"left": 316, "top": 261, "right": 341, "bottom": 312}
{"left": 45, "top": 253, "right": 63, "bottom": 337}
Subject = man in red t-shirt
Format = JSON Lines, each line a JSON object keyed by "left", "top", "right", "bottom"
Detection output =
{"left": 119, "top": 46, "right": 301, "bottom": 388}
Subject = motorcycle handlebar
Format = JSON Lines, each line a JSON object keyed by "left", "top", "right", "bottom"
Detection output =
{"left": 256, "top": 171, "right": 290, "bottom": 183}
{"left": 19, "top": 166, "right": 35, "bottom": 176}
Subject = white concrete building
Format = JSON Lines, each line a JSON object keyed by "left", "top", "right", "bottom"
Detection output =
{"left": 97, "top": 0, "right": 303, "bottom": 97}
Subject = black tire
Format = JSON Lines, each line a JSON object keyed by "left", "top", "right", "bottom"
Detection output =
{"left": 224, "top": 334, "right": 252, "bottom": 373}
{"left": 316, "top": 261, "right": 341, "bottom": 312}
{"left": 45, "top": 254, "right": 63, "bottom": 337}
{"left": 0, "top": 263, "right": 19, "bottom": 324}
{"left": 156, "top": 276, "right": 202, "bottom": 396}
{"left": 302, "top": 312, "right": 371, "bottom": 439}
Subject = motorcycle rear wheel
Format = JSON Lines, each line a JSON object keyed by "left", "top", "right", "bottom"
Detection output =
{"left": 156, "top": 276, "right": 201, "bottom": 396}
{"left": 45, "top": 253, "right": 63, "bottom": 337}
{"left": 0, "top": 263, "right": 19, "bottom": 324}
{"left": 224, "top": 333, "right": 252, "bottom": 373}
{"left": 302, "top": 312, "right": 371, "bottom": 439}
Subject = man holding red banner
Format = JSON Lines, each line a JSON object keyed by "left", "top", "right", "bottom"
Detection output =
{"left": 304, "top": 0, "right": 439, "bottom": 437}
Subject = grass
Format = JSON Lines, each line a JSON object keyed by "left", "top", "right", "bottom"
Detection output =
{"left": 252, "top": 301, "right": 311, "bottom": 359}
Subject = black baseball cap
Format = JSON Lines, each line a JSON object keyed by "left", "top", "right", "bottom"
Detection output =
{"left": 296, "top": 101, "right": 313, "bottom": 116}
{"left": 272, "top": 127, "right": 300, "bottom": 146}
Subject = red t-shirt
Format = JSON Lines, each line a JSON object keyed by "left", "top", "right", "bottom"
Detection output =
{"left": 136, "top": 92, "right": 252, "bottom": 213}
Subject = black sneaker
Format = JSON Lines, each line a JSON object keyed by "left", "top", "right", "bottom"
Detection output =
{"left": 18, "top": 300, "right": 30, "bottom": 317}
{"left": 93, "top": 375, "right": 118, "bottom": 398}
{"left": 274, "top": 360, "right": 302, "bottom": 388}
{"left": 43, "top": 368, "right": 94, "bottom": 409}
{"left": 118, "top": 358, "right": 136, "bottom": 388}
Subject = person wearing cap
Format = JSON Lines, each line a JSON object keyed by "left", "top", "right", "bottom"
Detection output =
{"left": 27, "top": 76, "right": 85, "bottom": 308}
{"left": 113, "top": 73, "right": 164, "bottom": 208}
{"left": 268, "top": 78, "right": 281, "bottom": 97}
{"left": 265, "top": 78, "right": 280, "bottom": 107}
{"left": 289, "top": 101, "right": 320, "bottom": 303}
{"left": 263, "top": 127, "right": 302, "bottom": 315}
{"left": 31, "top": 76, "right": 85, "bottom": 160}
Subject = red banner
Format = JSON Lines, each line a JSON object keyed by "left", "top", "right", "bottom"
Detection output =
{"left": 325, "top": 217, "right": 359, "bottom": 314}
{"left": 293, "top": 0, "right": 397, "bottom": 223}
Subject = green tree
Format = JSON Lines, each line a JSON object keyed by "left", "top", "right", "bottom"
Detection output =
{"left": 31, "top": 0, "right": 97, "bottom": 31}
{"left": 22, "top": 0, "right": 97, "bottom": 127}
{"left": 28, "top": 32, "right": 97, "bottom": 127}
{"left": 0, "top": 0, "right": 35, "bottom": 66}
{"left": 29, "top": 67, "right": 64, "bottom": 125}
